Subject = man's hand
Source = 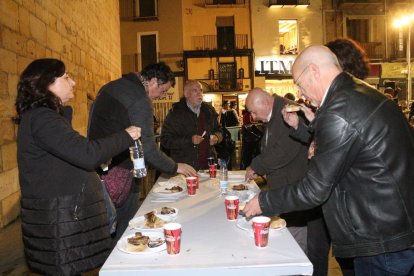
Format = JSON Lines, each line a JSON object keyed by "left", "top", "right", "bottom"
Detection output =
{"left": 177, "top": 163, "right": 196, "bottom": 176}
{"left": 209, "top": 134, "right": 219, "bottom": 145}
{"left": 281, "top": 105, "right": 299, "bottom": 129}
{"left": 192, "top": 135, "right": 204, "bottom": 145}
{"left": 308, "top": 141, "right": 316, "bottom": 159}
{"left": 299, "top": 104, "right": 315, "bottom": 122}
{"left": 242, "top": 194, "right": 263, "bottom": 219}
{"left": 245, "top": 166, "right": 258, "bottom": 181}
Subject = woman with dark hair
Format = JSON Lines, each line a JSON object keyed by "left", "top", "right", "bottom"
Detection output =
{"left": 15, "top": 58, "right": 141, "bottom": 276}
{"left": 325, "top": 38, "right": 370, "bottom": 80}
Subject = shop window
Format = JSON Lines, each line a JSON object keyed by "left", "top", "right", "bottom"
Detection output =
{"left": 279, "top": 20, "right": 298, "bottom": 55}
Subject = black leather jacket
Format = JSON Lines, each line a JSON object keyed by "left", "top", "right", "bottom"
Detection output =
{"left": 259, "top": 73, "right": 414, "bottom": 258}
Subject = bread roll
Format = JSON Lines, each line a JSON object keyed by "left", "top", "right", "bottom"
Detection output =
{"left": 269, "top": 216, "right": 286, "bottom": 229}
{"left": 285, "top": 104, "right": 301, "bottom": 112}
{"left": 125, "top": 241, "right": 147, "bottom": 252}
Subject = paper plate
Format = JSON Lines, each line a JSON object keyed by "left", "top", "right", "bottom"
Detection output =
{"left": 156, "top": 207, "right": 179, "bottom": 221}
{"left": 197, "top": 170, "right": 210, "bottom": 177}
{"left": 117, "top": 232, "right": 166, "bottom": 255}
{"left": 153, "top": 185, "right": 186, "bottom": 197}
{"left": 236, "top": 216, "right": 286, "bottom": 232}
{"left": 129, "top": 216, "right": 167, "bottom": 231}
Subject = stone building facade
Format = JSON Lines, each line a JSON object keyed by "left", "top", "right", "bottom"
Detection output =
{"left": 0, "top": 0, "right": 122, "bottom": 227}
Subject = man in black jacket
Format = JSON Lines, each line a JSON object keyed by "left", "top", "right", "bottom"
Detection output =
{"left": 245, "top": 88, "right": 313, "bottom": 256}
{"left": 243, "top": 45, "right": 414, "bottom": 275}
{"left": 161, "top": 80, "right": 222, "bottom": 170}
{"left": 89, "top": 63, "right": 196, "bottom": 244}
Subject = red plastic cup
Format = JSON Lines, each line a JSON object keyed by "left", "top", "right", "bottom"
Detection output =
{"left": 194, "top": 174, "right": 199, "bottom": 189}
{"left": 252, "top": 216, "right": 271, "bottom": 247}
{"left": 164, "top": 223, "right": 182, "bottom": 255}
{"left": 186, "top": 176, "right": 197, "bottom": 196}
{"left": 225, "top": 195, "right": 239, "bottom": 221}
{"left": 208, "top": 163, "right": 217, "bottom": 178}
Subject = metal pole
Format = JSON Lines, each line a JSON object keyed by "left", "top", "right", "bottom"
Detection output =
{"left": 407, "top": 23, "right": 412, "bottom": 104}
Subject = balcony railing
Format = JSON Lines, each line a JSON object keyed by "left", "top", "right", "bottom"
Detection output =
{"left": 360, "top": 42, "right": 384, "bottom": 60}
{"left": 192, "top": 34, "right": 248, "bottom": 50}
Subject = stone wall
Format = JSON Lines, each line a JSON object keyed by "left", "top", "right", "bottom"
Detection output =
{"left": 0, "top": 0, "right": 122, "bottom": 227}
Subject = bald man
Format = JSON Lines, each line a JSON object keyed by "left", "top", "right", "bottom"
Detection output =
{"left": 245, "top": 88, "right": 311, "bottom": 253}
{"left": 243, "top": 45, "right": 414, "bottom": 275}
{"left": 161, "top": 80, "right": 222, "bottom": 170}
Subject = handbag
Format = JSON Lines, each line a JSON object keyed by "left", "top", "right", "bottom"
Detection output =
{"left": 100, "top": 166, "right": 133, "bottom": 208}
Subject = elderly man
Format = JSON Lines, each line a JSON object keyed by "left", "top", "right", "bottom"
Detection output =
{"left": 161, "top": 80, "right": 222, "bottom": 170}
{"left": 244, "top": 45, "right": 414, "bottom": 275}
{"left": 245, "top": 88, "right": 312, "bottom": 253}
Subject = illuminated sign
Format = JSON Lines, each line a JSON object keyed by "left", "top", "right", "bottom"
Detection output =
{"left": 255, "top": 56, "right": 295, "bottom": 77}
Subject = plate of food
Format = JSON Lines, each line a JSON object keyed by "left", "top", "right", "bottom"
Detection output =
{"left": 228, "top": 183, "right": 253, "bottom": 191}
{"left": 236, "top": 216, "right": 287, "bottom": 232}
{"left": 129, "top": 211, "right": 168, "bottom": 230}
{"left": 117, "top": 231, "right": 166, "bottom": 254}
{"left": 153, "top": 179, "right": 186, "bottom": 196}
{"left": 197, "top": 170, "right": 210, "bottom": 177}
{"left": 167, "top": 174, "right": 187, "bottom": 186}
{"left": 156, "top": 207, "right": 178, "bottom": 221}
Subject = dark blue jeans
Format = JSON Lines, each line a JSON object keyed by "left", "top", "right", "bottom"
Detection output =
{"left": 354, "top": 248, "right": 414, "bottom": 276}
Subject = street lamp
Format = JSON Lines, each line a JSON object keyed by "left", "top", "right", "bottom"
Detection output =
{"left": 394, "top": 16, "right": 413, "bottom": 105}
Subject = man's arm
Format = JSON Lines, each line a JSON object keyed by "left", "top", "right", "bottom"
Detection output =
{"left": 128, "top": 97, "right": 177, "bottom": 175}
{"left": 258, "top": 114, "right": 362, "bottom": 216}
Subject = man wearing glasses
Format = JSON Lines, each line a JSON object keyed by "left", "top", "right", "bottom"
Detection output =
{"left": 89, "top": 62, "right": 195, "bottom": 245}
{"left": 244, "top": 45, "right": 414, "bottom": 275}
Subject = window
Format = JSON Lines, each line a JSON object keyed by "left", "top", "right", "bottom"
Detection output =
{"left": 119, "top": 0, "right": 158, "bottom": 20}
{"left": 137, "top": 0, "right": 157, "bottom": 18}
{"left": 219, "top": 63, "right": 237, "bottom": 90}
{"left": 344, "top": 16, "right": 385, "bottom": 60}
{"left": 279, "top": 20, "right": 298, "bottom": 55}
{"left": 346, "top": 18, "right": 369, "bottom": 42}
{"left": 217, "top": 16, "right": 235, "bottom": 51}
{"left": 138, "top": 32, "right": 158, "bottom": 70}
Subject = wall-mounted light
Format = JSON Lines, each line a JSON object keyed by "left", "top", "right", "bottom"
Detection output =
{"left": 269, "top": 0, "right": 309, "bottom": 8}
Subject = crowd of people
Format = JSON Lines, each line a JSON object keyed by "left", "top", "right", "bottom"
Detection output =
{"left": 14, "top": 38, "right": 414, "bottom": 276}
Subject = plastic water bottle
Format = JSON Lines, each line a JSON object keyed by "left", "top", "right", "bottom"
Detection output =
{"left": 219, "top": 159, "right": 228, "bottom": 195}
{"left": 129, "top": 139, "right": 147, "bottom": 178}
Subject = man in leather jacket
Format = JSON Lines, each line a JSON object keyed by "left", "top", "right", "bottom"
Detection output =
{"left": 243, "top": 45, "right": 414, "bottom": 275}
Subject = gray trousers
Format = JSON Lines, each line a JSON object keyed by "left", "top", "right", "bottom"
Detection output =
{"left": 288, "top": 226, "right": 308, "bottom": 254}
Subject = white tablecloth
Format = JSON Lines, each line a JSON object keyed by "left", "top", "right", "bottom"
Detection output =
{"left": 100, "top": 171, "right": 313, "bottom": 276}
